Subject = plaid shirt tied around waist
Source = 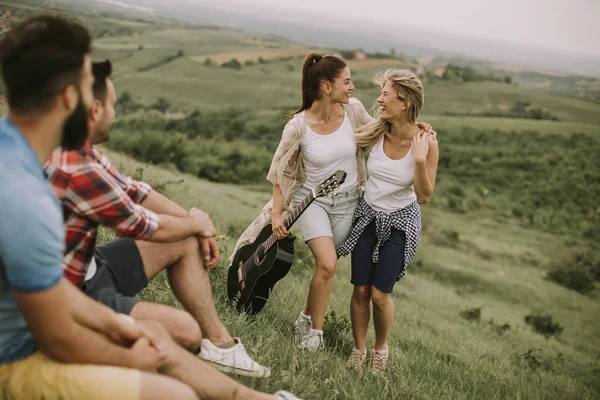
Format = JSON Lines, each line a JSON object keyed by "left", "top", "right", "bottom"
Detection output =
{"left": 336, "top": 198, "right": 421, "bottom": 280}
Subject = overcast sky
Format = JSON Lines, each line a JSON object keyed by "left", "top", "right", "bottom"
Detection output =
{"left": 209, "top": 0, "right": 599, "bottom": 58}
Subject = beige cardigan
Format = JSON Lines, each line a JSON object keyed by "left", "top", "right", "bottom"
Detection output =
{"left": 228, "top": 98, "right": 373, "bottom": 263}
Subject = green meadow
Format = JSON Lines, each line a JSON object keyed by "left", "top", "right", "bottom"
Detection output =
{"left": 2, "top": 1, "right": 600, "bottom": 398}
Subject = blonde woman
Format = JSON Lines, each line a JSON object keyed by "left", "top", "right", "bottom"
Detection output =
{"left": 337, "top": 69, "right": 439, "bottom": 372}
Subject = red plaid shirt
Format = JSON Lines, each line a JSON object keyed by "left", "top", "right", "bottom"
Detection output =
{"left": 44, "top": 144, "right": 159, "bottom": 286}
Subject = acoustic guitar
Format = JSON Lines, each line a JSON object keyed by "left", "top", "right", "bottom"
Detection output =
{"left": 227, "top": 170, "right": 347, "bottom": 314}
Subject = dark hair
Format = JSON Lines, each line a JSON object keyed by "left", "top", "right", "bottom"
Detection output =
{"left": 291, "top": 53, "right": 347, "bottom": 117}
{"left": 92, "top": 60, "right": 113, "bottom": 104}
{"left": 0, "top": 15, "right": 91, "bottom": 112}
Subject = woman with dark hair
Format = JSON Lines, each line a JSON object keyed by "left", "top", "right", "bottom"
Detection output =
{"left": 230, "top": 54, "right": 431, "bottom": 351}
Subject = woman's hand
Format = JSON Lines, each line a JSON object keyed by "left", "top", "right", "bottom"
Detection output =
{"left": 272, "top": 213, "right": 289, "bottom": 239}
{"left": 428, "top": 131, "right": 438, "bottom": 147}
{"left": 411, "top": 130, "right": 430, "bottom": 164}
{"left": 416, "top": 122, "right": 437, "bottom": 140}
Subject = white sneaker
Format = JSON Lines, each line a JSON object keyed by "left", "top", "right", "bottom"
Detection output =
{"left": 298, "top": 329, "right": 324, "bottom": 351}
{"left": 274, "top": 390, "right": 303, "bottom": 399}
{"left": 199, "top": 337, "right": 271, "bottom": 378}
{"left": 294, "top": 312, "right": 312, "bottom": 342}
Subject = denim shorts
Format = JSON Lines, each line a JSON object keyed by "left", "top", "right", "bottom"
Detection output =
{"left": 351, "top": 220, "right": 406, "bottom": 293}
{"left": 292, "top": 186, "right": 359, "bottom": 245}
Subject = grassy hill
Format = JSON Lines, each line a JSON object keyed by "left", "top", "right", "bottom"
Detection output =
{"left": 90, "top": 26, "right": 600, "bottom": 126}
{"left": 101, "top": 149, "right": 600, "bottom": 400}
{"left": 1, "top": 2, "right": 599, "bottom": 399}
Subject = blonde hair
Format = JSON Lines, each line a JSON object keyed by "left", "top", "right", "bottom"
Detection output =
{"left": 356, "top": 69, "right": 424, "bottom": 151}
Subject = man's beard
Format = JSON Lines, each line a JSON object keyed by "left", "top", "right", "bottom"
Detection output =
{"left": 61, "top": 97, "right": 89, "bottom": 150}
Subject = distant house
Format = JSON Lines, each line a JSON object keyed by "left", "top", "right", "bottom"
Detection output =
{"left": 415, "top": 65, "right": 425, "bottom": 76}
{"left": 434, "top": 66, "right": 447, "bottom": 77}
{"left": 353, "top": 50, "right": 367, "bottom": 60}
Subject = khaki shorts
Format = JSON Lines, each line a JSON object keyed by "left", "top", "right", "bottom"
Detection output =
{"left": 0, "top": 352, "right": 141, "bottom": 400}
{"left": 292, "top": 186, "right": 360, "bottom": 245}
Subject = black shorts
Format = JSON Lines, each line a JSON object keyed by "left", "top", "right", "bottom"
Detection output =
{"left": 83, "top": 238, "right": 148, "bottom": 314}
{"left": 350, "top": 220, "right": 406, "bottom": 294}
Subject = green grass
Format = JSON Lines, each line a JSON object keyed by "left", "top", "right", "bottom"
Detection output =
{"left": 99, "top": 148, "right": 600, "bottom": 400}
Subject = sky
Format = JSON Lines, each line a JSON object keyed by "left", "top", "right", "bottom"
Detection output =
{"left": 209, "top": 0, "right": 600, "bottom": 58}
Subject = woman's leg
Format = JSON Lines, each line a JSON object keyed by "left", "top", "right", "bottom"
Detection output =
{"left": 304, "top": 236, "right": 338, "bottom": 330}
{"left": 350, "top": 285, "right": 371, "bottom": 350}
{"left": 370, "top": 228, "right": 406, "bottom": 352}
{"left": 349, "top": 221, "right": 378, "bottom": 350}
{"left": 370, "top": 287, "right": 394, "bottom": 350}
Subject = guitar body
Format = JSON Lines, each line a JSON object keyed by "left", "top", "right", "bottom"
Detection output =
{"left": 227, "top": 224, "right": 295, "bottom": 314}
{"left": 226, "top": 169, "right": 346, "bottom": 315}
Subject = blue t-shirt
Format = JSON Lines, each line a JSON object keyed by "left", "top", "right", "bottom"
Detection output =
{"left": 0, "top": 117, "right": 65, "bottom": 363}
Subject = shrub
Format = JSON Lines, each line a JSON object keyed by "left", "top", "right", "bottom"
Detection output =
{"left": 323, "top": 310, "right": 353, "bottom": 354}
{"left": 517, "top": 348, "right": 562, "bottom": 371}
{"left": 222, "top": 58, "right": 242, "bottom": 70}
{"left": 488, "top": 319, "right": 511, "bottom": 335}
{"left": 524, "top": 313, "right": 563, "bottom": 339}
{"left": 149, "top": 97, "right": 170, "bottom": 113}
{"left": 459, "top": 307, "right": 481, "bottom": 322}
{"left": 546, "top": 268, "right": 595, "bottom": 294}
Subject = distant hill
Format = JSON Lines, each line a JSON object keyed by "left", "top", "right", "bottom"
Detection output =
{"left": 63, "top": 0, "right": 600, "bottom": 79}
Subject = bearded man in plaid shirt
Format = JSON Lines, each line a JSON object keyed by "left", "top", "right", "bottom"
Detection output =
{"left": 44, "top": 60, "right": 271, "bottom": 379}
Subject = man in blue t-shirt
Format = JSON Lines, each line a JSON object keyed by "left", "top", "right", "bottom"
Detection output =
{"left": 0, "top": 14, "right": 165, "bottom": 400}
{"left": 0, "top": 14, "right": 301, "bottom": 400}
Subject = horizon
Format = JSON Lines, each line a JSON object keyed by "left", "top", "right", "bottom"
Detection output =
{"left": 129, "top": 0, "right": 600, "bottom": 60}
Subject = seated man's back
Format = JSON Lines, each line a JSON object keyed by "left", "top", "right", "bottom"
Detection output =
{"left": 0, "top": 117, "right": 65, "bottom": 363}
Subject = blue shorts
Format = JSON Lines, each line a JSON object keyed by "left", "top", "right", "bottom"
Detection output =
{"left": 350, "top": 220, "right": 406, "bottom": 293}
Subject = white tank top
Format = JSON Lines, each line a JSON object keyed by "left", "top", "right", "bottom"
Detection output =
{"left": 301, "top": 111, "right": 358, "bottom": 191}
{"left": 364, "top": 136, "right": 417, "bottom": 213}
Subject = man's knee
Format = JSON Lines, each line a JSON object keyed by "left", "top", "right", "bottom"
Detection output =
{"left": 180, "top": 236, "right": 201, "bottom": 258}
{"left": 174, "top": 311, "right": 202, "bottom": 350}
{"left": 146, "top": 311, "right": 202, "bottom": 351}
{"left": 131, "top": 303, "right": 202, "bottom": 350}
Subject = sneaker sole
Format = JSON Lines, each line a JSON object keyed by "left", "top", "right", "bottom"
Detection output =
{"left": 203, "top": 359, "right": 271, "bottom": 378}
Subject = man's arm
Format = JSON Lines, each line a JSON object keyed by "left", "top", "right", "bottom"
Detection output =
{"left": 14, "top": 278, "right": 164, "bottom": 370}
{"left": 152, "top": 212, "right": 215, "bottom": 242}
{"left": 66, "top": 167, "right": 215, "bottom": 242}
{"left": 141, "top": 190, "right": 187, "bottom": 217}
{"left": 141, "top": 191, "right": 221, "bottom": 268}
{"left": 62, "top": 279, "right": 161, "bottom": 346}
{"left": 91, "top": 151, "right": 219, "bottom": 264}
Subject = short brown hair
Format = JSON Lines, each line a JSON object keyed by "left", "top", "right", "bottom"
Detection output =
{"left": 92, "top": 60, "right": 113, "bottom": 104}
{"left": 0, "top": 15, "right": 91, "bottom": 112}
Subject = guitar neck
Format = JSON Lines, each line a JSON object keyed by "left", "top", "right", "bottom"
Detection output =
{"left": 284, "top": 191, "right": 315, "bottom": 229}
{"left": 263, "top": 191, "right": 316, "bottom": 250}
